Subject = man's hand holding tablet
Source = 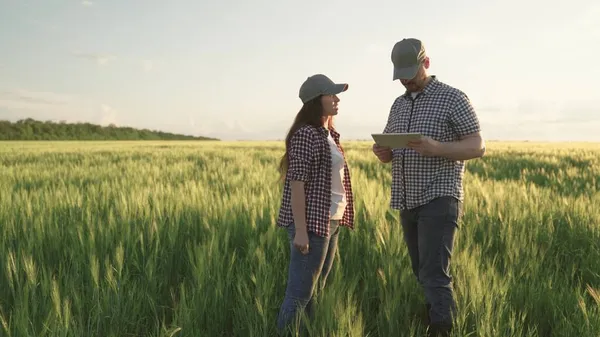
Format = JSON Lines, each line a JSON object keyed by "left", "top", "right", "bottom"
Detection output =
{"left": 371, "top": 133, "right": 422, "bottom": 149}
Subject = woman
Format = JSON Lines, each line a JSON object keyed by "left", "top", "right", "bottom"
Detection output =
{"left": 275, "top": 74, "right": 355, "bottom": 334}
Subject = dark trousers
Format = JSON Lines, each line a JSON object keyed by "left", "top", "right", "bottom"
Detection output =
{"left": 400, "top": 196, "right": 462, "bottom": 327}
{"left": 276, "top": 220, "right": 340, "bottom": 335}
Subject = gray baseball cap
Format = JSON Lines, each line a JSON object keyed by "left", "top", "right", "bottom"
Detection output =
{"left": 391, "top": 38, "right": 426, "bottom": 80}
{"left": 299, "top": 74, "right": 348, "bottom": 103}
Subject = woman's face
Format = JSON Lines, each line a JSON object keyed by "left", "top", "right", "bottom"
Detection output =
{"left": 321, "top": 94, "right": 340, "bottom": 116}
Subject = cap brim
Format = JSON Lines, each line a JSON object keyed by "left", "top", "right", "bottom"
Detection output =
{"left": 326, "top": 83, "right": 348, "bottom": 95}
{"left": 393, "top": 65, "right": 419, "bottom": 80}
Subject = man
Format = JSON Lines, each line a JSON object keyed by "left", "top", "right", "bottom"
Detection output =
{"left": 372, "top": 38, "right": 485, "bottom": 337}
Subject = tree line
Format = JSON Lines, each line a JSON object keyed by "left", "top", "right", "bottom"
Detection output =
{"left": 0, "top": 118, "right": 218, "bottom": 141}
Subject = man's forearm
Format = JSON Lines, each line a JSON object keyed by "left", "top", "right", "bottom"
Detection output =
{"left": 437, "top": 134, "right": 485, "bottom": 161}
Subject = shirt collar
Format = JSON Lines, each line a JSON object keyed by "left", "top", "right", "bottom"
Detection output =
{"left": 329, "top": 127, "right": 340, "bottom": 139}
{"left": 402, "top": 75, "right": 439, "bottom": 98}
{"left": 316, "top": 125, "right": 340, "bottom": 141}
{"left": 317, "top": 125, "right": 329, "bottom": 135}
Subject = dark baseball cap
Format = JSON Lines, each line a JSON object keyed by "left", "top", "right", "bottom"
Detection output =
{"left": 391, "top": 38, "right": 426, "bottom": 80}
{"left": 299, "top": 74, "right": 348, "bottom": 103}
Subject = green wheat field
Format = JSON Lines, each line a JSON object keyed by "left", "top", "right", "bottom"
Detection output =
{"left": 0, "top": 140, "right": 599, "bottom": 337}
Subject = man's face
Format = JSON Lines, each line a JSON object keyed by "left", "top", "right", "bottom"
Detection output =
{"left": 400, "top": 57, "right": 430, "bottom": 92}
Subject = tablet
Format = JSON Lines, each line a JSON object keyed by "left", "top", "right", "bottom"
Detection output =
{"left": 371, "top": 133, "right": 422, "bottom": 148}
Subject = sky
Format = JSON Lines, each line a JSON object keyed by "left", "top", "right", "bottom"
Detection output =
{"left": 0, "top": 0, "right": 599, "bottom": 141}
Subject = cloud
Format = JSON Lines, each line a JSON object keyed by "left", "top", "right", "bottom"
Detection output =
{"left": 81, "top": 1, "right": 93, "bottom": 6}
{"left": 0, "top": 88, "right": 124, "bottom": 127}
{"left": 538, "top": 4, "right": 600, "bottom": 45}
{"left": 442, "top": 33, "right": 487, "bottom": 48}
{"left": 581, "top": 3, "right": 600, "bottom": 27}
{"left": 0, "top": 90, "right": 73, "bottom": 109}
{"left": 142, "top": 60, "right": 154, "bottom": 72}
{"left": 365, "top": 43, "right": 387, "bottom": 55}
{"left": 72, "top": 51, "right": 116, "bottom": 65}
{"left": 580, "top": 4, "right": 600, "bottom": 39}
{"left": 188, "top": 113, "right": 196, "bottom": 128}
{"left": 197, "top": 119, "right": 278, "bottom": 140}
{"left": 70, "top": 51, "right": 160, "bottom": 71}
{"left": 0, "top": 88, "right": 86, "bottom": 122}
{"left": 99, "top": 104, "right": 118, "bottom": 125}
{"left": 24, "top": 18, "right": 59, "bottom": 31}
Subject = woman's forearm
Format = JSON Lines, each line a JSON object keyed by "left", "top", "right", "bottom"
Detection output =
{"left": 290, "top": 181, "right": 307, "bottom": 232}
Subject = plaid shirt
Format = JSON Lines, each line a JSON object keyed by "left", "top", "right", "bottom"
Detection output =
{"left": 277, "top": 124, "right": 355, "bottom": 237}
{"left": 383, "top": 76, "right": 481, "bottom": 210}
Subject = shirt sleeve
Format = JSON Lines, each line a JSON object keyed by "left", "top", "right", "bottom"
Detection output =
{"left": 383, "top": 97, "right": 401, "bottom": 133}
{"left": 383, "top": 114, "right": 392, "bottom": 133}
{"left": 286, "top": 127, "right": 316, "bottom": 182}
{"left": 449, "top": 92, "right": 481, "bottom": 138}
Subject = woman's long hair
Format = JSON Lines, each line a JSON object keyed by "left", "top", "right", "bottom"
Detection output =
{"left": 278, "top": 95, "right": 330, "bottom": 181}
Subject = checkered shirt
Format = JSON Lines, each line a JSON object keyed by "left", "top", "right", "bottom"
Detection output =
{"left": 277, "top": 124, "right": 355, "bottom": 237}
{"left": 383, "top": 76, "right": 481, "bottom": 210}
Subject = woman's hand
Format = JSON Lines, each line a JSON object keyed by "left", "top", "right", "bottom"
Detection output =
{"left": 293, "top": 229, "right": 309, "bottom": 255}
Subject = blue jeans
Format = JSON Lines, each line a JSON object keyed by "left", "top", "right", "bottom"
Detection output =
{"left": 400, "top": 196, "right": 462, "bottom": 327}
{"left": 276, "top": 220, "right": 340, "bottom": 335}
